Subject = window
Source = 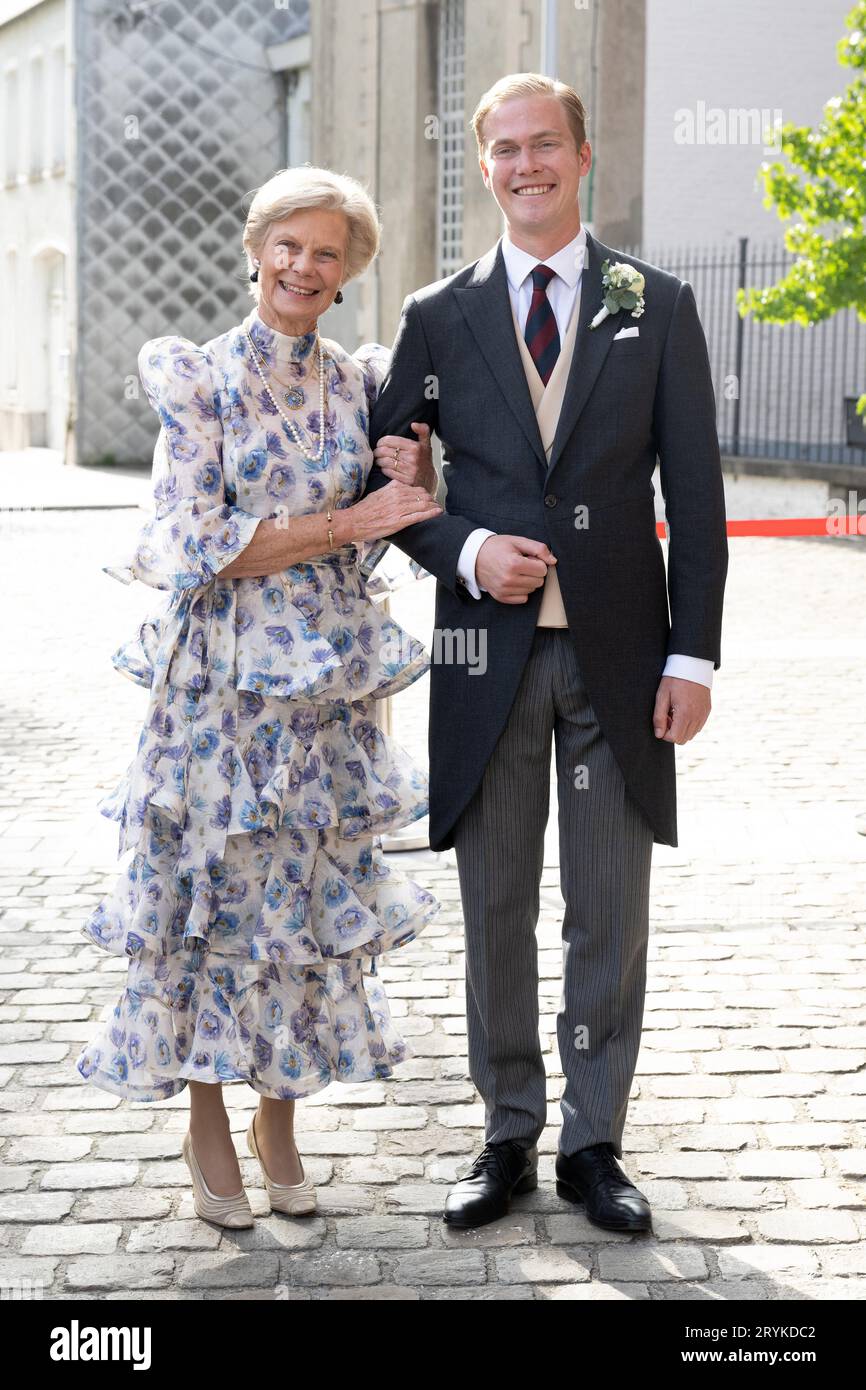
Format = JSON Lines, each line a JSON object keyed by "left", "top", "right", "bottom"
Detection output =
{"left": 51, "top": 44, "right": 65, "bottom": 172}
{"left": 436, "top": 0, "right": 465, "bottom": 278}
{"left": 4, "top": 67, "right": 19, "bottom": 183}
{"left": 30, "top": 52, "right": 44, "bottom": 176}
{"left": 4, "top": 249, "right": 18, "bottom": 392}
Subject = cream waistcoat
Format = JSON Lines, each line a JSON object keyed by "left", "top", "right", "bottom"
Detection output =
{"left": 509, "top": 293, "right": 580, "bottom": 626}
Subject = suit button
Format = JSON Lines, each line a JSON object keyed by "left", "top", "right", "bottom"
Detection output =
{"left": 544, "top": 493, "right": 558, "bottom": 508}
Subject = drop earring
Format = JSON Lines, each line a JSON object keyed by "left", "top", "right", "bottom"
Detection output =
{"left": 334, "top": 288, "right": 343, "bottom": 304}
{"left": 249, "top": 261, "right": 259, "bottom": 283}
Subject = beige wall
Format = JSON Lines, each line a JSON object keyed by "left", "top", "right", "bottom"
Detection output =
{"left": 592, "top": 0, "right": 645, "bottom": 247}
{"left": 312, "top": 0, "right": 645, "bottom": 347}
{"left": 311, "top": 0, "right": 439, "bottom": 347}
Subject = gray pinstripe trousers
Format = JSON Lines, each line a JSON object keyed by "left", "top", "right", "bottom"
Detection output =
{"left": 452, "top": 628, "right": 655, "bottom": 1159}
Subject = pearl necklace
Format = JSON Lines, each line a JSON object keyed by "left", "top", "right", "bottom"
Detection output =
{"left": 244, "top": 326, "right": 328, "bottom": 464}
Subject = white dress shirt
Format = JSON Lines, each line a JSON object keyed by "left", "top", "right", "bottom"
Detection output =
{"left": 454, "top": 227, "right": 714, "bottom": 689}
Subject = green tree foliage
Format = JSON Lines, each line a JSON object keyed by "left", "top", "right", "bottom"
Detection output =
{"left": 738, "top": 2, "right": 866, "bottom": 411}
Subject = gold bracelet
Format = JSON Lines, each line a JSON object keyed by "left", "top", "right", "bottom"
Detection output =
{"left": 326, "top": 507, "right": 334, "bottom": 550}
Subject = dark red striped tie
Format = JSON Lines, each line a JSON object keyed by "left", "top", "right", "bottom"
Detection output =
{"left": 524, "top": 263, "right": 560, "bottom": 385}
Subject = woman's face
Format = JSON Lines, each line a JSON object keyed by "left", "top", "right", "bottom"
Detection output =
{"left": 254, "top": 208, "right": 349, "bottom": 335}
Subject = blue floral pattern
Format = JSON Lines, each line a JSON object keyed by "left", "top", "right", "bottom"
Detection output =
{"left": 75, "top": 308, "right": 438, "bottom": 1101}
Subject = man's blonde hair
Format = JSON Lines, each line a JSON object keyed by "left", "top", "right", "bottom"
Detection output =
{"left": 471, "top": 73, "right": 588, "bottom": 156}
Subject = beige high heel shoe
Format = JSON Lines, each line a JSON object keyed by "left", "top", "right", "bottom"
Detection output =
{"left": 181, "top": 1130, "right": 255, "bottom": 1229}
{"left": 247, "top": 1112, "right": 317, "bottom": 1215}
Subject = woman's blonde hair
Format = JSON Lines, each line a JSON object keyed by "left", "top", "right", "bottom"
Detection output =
{"left": 242, "top": 165, "right": 381, "bottom": 297}
{"left": 471, "top": 73, "right": 588, "bottom": 155}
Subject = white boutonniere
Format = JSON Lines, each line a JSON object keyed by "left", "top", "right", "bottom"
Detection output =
{"left": 589, "top": 260, "right": 646, "bottom": 329}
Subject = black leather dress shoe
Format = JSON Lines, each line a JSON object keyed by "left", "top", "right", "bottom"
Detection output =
{"left": 555, "top": 1142, "right": 652, "bottom": 1232}
{"left": 443, "top": 1140, "right": 538, "bottom": 1228}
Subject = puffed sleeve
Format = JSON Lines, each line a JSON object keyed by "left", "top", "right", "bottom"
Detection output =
{"left": 354, "top": 340, "right": 392, "bottom": 413}
{"left": 104, "top": 337, "right": 262, "bottom": 591}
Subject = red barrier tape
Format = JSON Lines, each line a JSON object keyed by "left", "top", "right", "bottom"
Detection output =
{"left": 656, "top": 517, "right": 866, "bottom": 538}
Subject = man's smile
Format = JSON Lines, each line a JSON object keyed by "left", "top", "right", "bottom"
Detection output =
{"left": 513, "top": 183, "right": 556, "bottom": 196}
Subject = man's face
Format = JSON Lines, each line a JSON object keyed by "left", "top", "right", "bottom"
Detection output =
{"left": 478, "top": 95, "right": 591, "bottom": 238}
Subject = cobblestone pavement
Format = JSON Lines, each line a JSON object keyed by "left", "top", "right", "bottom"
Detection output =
{"left": 1, "top": 473, "right": 865, "bottom": 1302}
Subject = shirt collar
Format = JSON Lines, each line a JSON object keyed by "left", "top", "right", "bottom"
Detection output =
{"left": 501, "top": 225, "right": 587, "bottom": 293}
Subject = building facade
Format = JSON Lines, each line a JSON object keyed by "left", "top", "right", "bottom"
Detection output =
{"left": 1, "top": 0, "right": 313, "bottom": 463}
{"left": 1, "top": 0, "right": 646, "bottom": 465}
{"left": 74, "top": 0, "right": 310, "bottom": 466}
{"left": 1, "top": 0, "right": 860, "bottom": 469}
{"left": 641, "top": 0, "right": 864, "bottom": 470}
{"left": 0, "top": 0, "right": 73, "bottom": 454}
{"left": 312, "top": 0, "right": 645, "bottom": 342}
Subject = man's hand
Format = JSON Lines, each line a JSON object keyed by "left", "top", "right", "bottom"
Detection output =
{"left": 653, "top": 675, "right": 711, "bottom": 744}
{"left": 475, "top": 535, "right": 556, "bottom": 604}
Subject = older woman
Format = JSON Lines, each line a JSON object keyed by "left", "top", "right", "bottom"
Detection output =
{"left": 75, "top": 167, "right": 443, "bottom": 1228}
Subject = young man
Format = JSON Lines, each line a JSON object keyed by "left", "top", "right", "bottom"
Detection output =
{"left": 364, "top": 73, "right": 728, "bottom": 1230}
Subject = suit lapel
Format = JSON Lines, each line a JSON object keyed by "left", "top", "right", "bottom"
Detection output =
{"left": 453, "top": 239, "right": 547, "bottom": 469}
{"left": 546, "top": 230, "right": 621, "bottom": 476}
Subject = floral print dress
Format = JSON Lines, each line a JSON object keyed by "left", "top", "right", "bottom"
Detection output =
{"left": 75, "top": 305, "right": 438, "bottom": 1102}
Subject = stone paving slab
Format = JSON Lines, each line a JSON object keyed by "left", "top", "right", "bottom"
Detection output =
{"left": 0, "top": 475, "right": 864, "bottom": 1301}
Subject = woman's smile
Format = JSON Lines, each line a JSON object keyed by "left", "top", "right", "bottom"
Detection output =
{"left": 277, "top": 279, "right": 320, "bottom": 299}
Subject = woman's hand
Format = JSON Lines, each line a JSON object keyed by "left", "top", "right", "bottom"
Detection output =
{"left": 337, "top": 479, "right": 443, "bottom": 543}
{"left": 374, "top": 423, "right": 437, "bottom": 494}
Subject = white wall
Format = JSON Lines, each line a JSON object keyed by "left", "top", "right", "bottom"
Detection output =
{"left": 0, "top": 1, "right": 50, "bottom": 23}
{"left": 643, "top": 0, "right": 855, "bottom": 247}
{"left": 0, "top": 0, "right": 73, "bottom": 452}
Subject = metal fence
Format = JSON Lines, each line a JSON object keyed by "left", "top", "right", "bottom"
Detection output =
{"left": 625, "top": 239, "right": 866, "bottom": 468}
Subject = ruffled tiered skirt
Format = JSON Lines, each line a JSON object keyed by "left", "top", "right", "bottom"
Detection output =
{"left": 75, "top": 552, "right": 439, "bottom": 1101}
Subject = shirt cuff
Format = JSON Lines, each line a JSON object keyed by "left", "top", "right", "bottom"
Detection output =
{"left": 663, "top": 653, "right": 714, "bottom": 689}
{"left": 456, "top": 527, "right": 496, "bottom": 599}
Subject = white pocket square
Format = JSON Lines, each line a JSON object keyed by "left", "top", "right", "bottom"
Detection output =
{"left": 613, "top": 325, "right": 640, "bottom": 340}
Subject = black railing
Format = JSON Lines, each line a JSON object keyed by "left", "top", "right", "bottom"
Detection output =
{"left": 623, "top": 239, "right": 866, "bottom": 467}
